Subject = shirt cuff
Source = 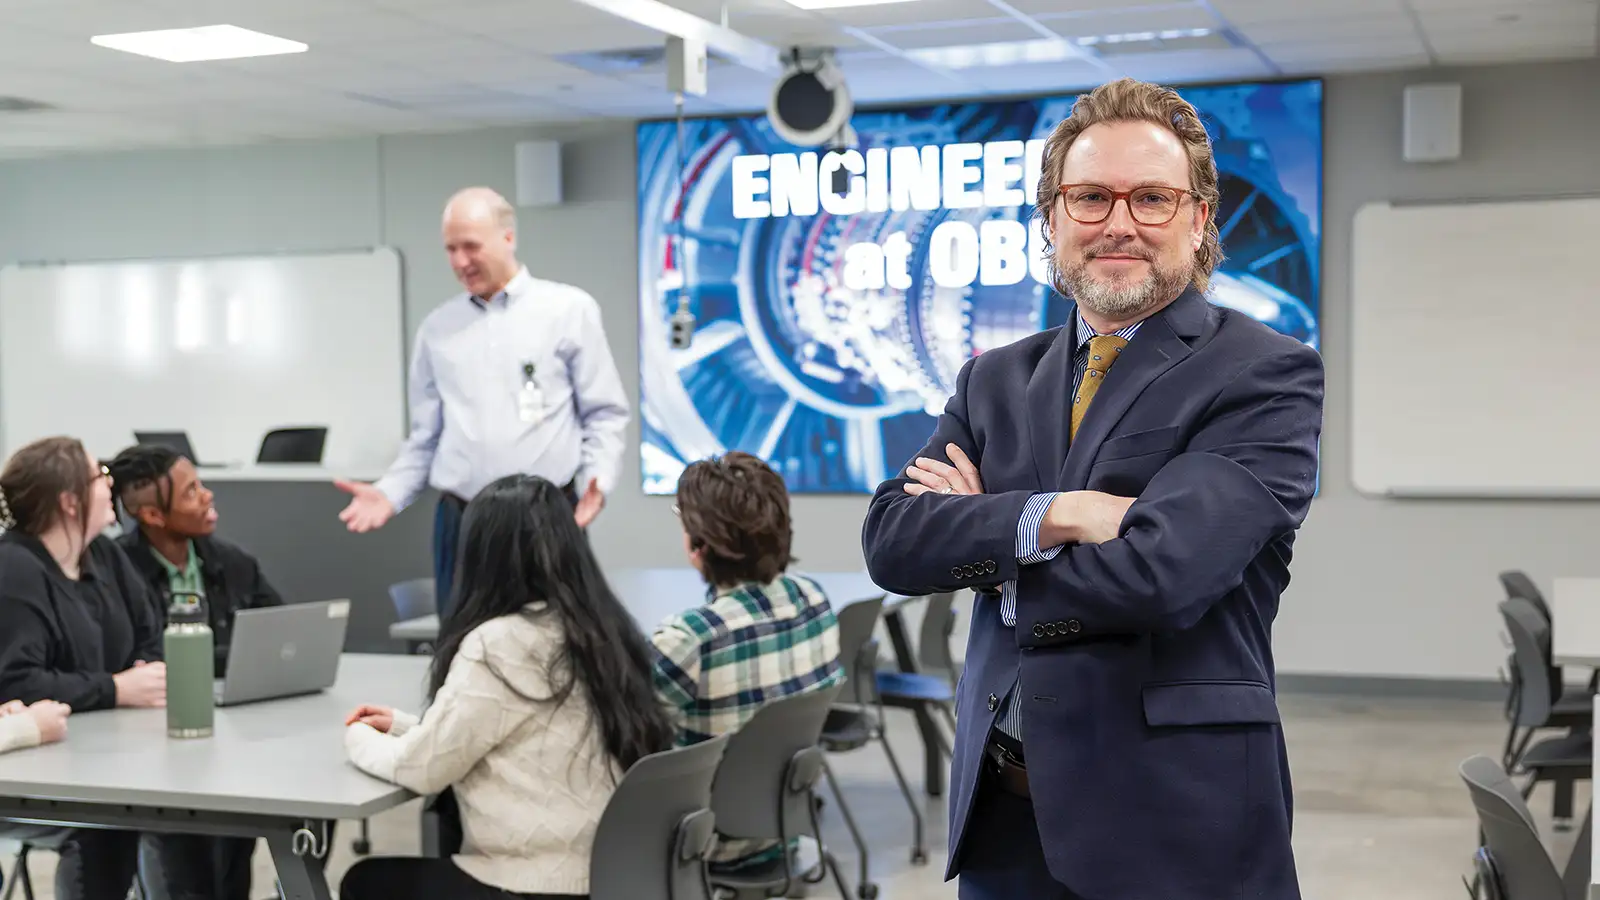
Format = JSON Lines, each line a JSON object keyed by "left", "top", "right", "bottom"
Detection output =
{"left": 344, "top": 723, "right": 399, "bottom": 782}
{"left": 389, "top": 709, "right": 421, "bottom": 737}
{"left": 1016, "top": 492, "right": 1064, "bottom": 564}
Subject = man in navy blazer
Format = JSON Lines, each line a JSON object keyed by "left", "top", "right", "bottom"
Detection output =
{"left": 861, "top": 77, "right": 1324, "bottom": 900}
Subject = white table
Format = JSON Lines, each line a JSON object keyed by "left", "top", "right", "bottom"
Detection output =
{"left": 0, "top": 654, "right": 428, "bottom": 900}
{"left": 1551, "top": 578, "right": 1600, "bottom": 667}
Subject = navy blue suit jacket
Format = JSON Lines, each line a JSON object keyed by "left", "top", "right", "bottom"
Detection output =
{"left": 861, "top": 287, "right": 1323, "bottom": 900}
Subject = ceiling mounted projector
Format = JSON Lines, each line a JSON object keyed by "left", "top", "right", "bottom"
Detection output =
{"left": 766, "top": 48, "right": 852, "bottom": 147}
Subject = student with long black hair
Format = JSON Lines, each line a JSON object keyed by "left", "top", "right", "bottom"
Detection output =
{"left": 0, "top": 436, "right": 166, "bottom": 900}
{"left": 338, "top": 474, "right": 673, "bottom": 899}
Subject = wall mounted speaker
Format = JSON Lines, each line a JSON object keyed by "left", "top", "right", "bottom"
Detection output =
{"left": 514, "top": 140, "right": 563, "bottom": 207}
{"left": 1403, "top": 83, "right": 1462, "bottom": 163}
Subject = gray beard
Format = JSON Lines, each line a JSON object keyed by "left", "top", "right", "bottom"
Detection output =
{"left": 1057, "top": 255, "right": 1192, "bottom": 321}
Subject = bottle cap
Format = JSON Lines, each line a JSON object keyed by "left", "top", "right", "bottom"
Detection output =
{"left": 168, "top": 591, "right": 207, "bottom": 626}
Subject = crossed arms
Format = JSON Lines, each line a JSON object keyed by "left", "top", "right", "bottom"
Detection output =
{"left": 861, "top": 343, "right": 1324, "bottom": 637}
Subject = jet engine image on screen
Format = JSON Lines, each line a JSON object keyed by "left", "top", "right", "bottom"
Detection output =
{"left": 638, "top": 78, "right": 1322, "bottom": 494}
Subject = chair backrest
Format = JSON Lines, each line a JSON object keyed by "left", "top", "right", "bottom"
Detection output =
{"left": 833, "top": 596, "right": 885, "bottom": 705}
{"left": 257, "top": 427, "right": 328, "bottom": 463}
{"left": 709, "top": 681, "right": 844, "bottom": 841}
{"left": 1499, "top": 597, "right": 1559, "bottom": 727}
{"left": 387, "top": 578, "right": 435, "bottom": 621}
{"left": 1458, "top": 754, "right": 1567, "bottom": 900}
{"left": 589, "top": 733, "right": 729, "bottom": 900}
{"left": 1500, "top": 570, "right": 1553, "bottom": 622}
{"left": 916, "top": 592, "right": 959, "bottom": 674}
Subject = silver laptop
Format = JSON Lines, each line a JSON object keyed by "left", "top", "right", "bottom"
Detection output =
{"left": 214, "top": 600, "right": 351, "bottom": 707}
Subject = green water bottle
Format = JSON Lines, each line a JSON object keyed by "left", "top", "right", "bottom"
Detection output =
{"left": 165, "top": 591, "right": 214, "bottom": 738}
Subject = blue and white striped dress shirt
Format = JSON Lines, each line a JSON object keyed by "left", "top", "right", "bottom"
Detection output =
{"left": 374, "top": 267, "right": 630, "bottom": 511}
{"left": 993, "top": 313, "right": 1144, "bottom": 740}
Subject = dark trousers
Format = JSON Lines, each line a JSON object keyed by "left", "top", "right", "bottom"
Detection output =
{"left": 53, "top": 828, "right": 140, "bottom": 900}
{"left": 340, "top": 857, "right": 586, "bottom": 900}
{"left": 433, "top": 494, "right": 466, "bottom": 621}
{"left": 956, "top": 753, "right": 1082, "bottom": 900}
{"left": 138, "top": 833, "right": 254, "bottom": 900}
{"left": 433, "top": 482, "right": 582, "bottom": 620}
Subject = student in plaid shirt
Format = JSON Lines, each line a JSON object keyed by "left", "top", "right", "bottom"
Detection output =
{"left": 649, "top": 451, "right": 843, "bottom": 871}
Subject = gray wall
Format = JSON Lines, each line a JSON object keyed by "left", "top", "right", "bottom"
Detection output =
{"left": 2, "top": 59, "right": 1597, "bottom": 671}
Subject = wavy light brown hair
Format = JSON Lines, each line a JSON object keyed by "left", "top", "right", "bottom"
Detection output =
{"left": 1035, "top": 76, "right": 1224, "bottom": 293}
{"left": 676, "top": 451, "right": 794, "bottom": 588}
{"left": 0, "top": 436, "right": 96, "bottom": 538}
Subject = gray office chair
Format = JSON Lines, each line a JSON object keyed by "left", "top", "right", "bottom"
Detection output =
{"left": 1459, "top": 754, "right": 1590, "bottom": 900}
{"left": 1501, "top": 570, "right": 1553, "bottom": 624}
{"left": 589, "top": 734, "right": 730, "bottom": 900}
{"left": 875, "top": 593, "right": 957, "bottom": 755}
{"left": 917, "top": 591, "right": 963, "bottom": 688}
{"left": 818, "top": 595, "right": 925, "bottom": 867}
{"left": 1, "top": 830, "right": 146, "bottom": 900}
{"left": 706, "top": 682, "right": 860, "bottom": 900}
{"left": 1499, "top": 598, "right": 1592, "bottom": 828}
{"left": 1, "top": 830, "right": 66, "bottom": 900}
{"left": 388, "top": 577, "right": 436, "bottom": 654}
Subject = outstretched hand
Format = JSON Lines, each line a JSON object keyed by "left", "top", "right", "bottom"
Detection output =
{"left": 903, "top": 443, "right": 984, "bottom": 497}
{"left": 335, "top": 480, "right": 396, "bottom": 533}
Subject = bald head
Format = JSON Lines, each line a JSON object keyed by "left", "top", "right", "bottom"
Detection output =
{"left": 442, "top": 186, "right": 520, "bottom": 298}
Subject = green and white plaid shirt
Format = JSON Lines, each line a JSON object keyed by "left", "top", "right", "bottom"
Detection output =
{"left": 650, "top": 572, "right": 843, "bottom": 866}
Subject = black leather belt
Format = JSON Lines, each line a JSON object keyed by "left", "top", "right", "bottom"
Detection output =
{"left": 983, "top": 741, "right": 1030, "bottom": 800}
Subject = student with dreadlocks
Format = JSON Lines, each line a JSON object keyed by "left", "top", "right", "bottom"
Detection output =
{"left": 106, "top": 443, "right": 283, "bottom": 900}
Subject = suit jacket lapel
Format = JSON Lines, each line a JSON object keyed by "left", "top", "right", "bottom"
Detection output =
{"left": 1025, "top": 324, "right": 1076, "bottom": 489}
{"left": 1056, "top": 288, "right": 1207, "bottom": 490}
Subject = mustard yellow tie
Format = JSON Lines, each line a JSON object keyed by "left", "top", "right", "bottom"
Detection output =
{"left": 1071, "top": 335, "right": 1129, "bottom": 440}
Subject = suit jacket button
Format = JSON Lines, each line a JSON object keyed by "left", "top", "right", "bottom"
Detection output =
{"left": 951, "top": 566, "right": 963, "bottom": 579}
{"left": 964, "top": 564, "right": 976, "bottom": 577}
{"left": 987, "top": 693, "right": 998, "bottom": 712}
{"left": 1044, "top": 622, "right": 1057, "bottom": 636}
{"left": 1032, "top": 624, "right": 1045, "bottom": 638}
{"left": 984, "top": 559, "right": 997, "bottom": 574}
{"left": 1066, "top": 619, "right": 1082, "bottom": 634}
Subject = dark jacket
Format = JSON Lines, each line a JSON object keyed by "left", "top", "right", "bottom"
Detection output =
{"left": 117, "top": 530, "right": 283, "bottom": 677}
{"left": 862, "top": 288, "right": 1324, "bottom": 900}
{"left": 0, "top": 532, "right": 164, "bottom": 710}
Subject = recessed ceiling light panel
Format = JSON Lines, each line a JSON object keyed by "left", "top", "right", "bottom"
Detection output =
{"left": 90, "top": 24, "right": 307, "bottom": 62}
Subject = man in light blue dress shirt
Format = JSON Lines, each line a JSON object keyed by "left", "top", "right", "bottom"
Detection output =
{"left": 337, "top": 187, "right": 629, "bottom": 617}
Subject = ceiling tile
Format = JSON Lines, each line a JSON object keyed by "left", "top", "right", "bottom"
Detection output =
{"left": 865, "top": 19, "right": 1040, "bottom": 50}
{"left": 1260, "top": 34, "right": 1430, "bottom": 62}
{"left": 1209, "top": 0, "right": 1408, "bottom": 23}
{"left": 1417, "top": 4, "right": 1599, "bottom": 34}
{"left": 1234, "top": 14, "right": 1417, "bottom": 44}
{"left": 1109, "top": 46, "right": 1276, "bottom": 83}
{"left": 1034, "top": 4, "right": 1220, "bottom": 37}
{"left": 805, "top": 0, "right": 1000, "bottom": 29}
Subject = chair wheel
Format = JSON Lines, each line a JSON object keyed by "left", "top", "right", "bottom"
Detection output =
{"left": 352, "top": 839, "right": 371, "bottom": 855}
{"left": 911, "top": 848, "right": 928, "bottom": 865}
{"left": 858, "top": 883, "right": 879, "bottom": 900}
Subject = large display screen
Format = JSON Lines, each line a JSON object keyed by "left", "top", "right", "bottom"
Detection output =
{"left": 637, "top": 78, "right": 1322, "bottom": 494}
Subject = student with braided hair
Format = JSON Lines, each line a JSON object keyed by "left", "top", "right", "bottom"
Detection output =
{"left": 106, "top": 443, "right": 283, "bottom": 900}
{"left": 106, "top": 443, "right": 283, "bottom": 671}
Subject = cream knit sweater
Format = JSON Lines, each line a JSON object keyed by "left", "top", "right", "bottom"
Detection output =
{"left": 0, "top": 713, "right": 41, "bottom": 754}
{"left": 344, "top": 605, "right": 620, "bottom": 895}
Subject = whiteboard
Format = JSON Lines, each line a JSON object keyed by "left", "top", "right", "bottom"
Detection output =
{"left": 0, "top": 248, "right": 406, "bottom": 471}
{"left": 1350, "top": 197, "right": 1600, "bottom": 497}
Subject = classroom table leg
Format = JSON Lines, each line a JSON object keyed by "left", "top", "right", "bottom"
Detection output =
{"left": 882, "top": 605, "right": 945, "bottom": 798}
{"left": 265, "top": 824, "right": 335, "bottom": 900}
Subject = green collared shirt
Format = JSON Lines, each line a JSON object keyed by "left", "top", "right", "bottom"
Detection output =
{"left": 152, "top": 540, "right": 203, "bottom": 602}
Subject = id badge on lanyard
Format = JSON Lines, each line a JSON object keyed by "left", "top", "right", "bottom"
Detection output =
{"left": 518, "top": 361, "right": 542, "bottom": 423}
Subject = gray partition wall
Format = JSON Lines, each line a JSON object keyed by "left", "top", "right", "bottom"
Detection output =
{"left": 208, "top": 480, "right": 436, "bottom": 653}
